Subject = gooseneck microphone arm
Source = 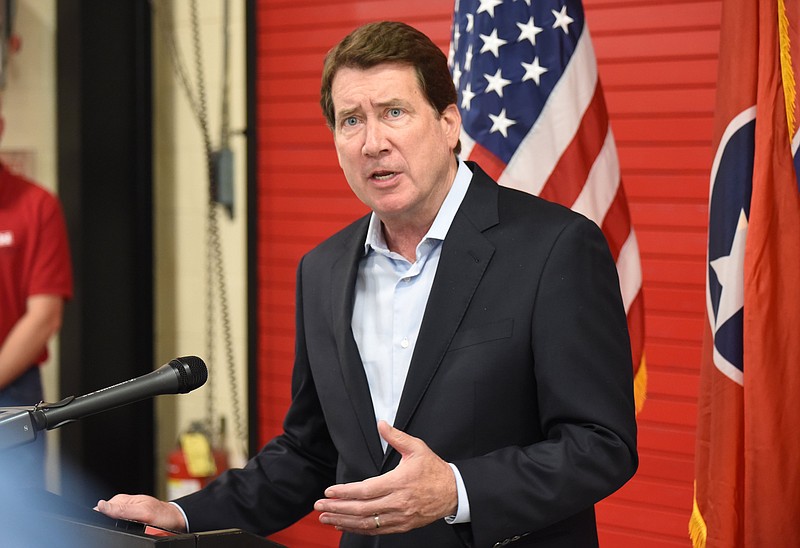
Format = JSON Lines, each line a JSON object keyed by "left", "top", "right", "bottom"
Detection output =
{"left": 29, "top": 356, "right": 208, "bottom": 431}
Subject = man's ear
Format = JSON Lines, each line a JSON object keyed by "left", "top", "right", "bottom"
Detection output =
{"left": 440, "top": 103, "right": 462, "bottom": 151}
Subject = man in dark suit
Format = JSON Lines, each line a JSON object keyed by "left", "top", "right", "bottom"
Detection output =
{"left": 97, "top": 21, "right": 637, "bottom": 547}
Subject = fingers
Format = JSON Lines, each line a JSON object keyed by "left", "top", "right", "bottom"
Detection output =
{"left": 314, "top": 475, "right": 398, "bottom": 535}
{"left": 315, "top": 494, "right": 381, "bottom": 516}
{"left": 316, "top": 424, "right": 455, "bottom": 536}
{"left": 323, "top": 472, "right": 392, "bottom": 502}
{"left": 317, "top": 511, "right": 392, "bottom": 536}
{"left": 95, "top": 495, "right": 142, "bottom": 520}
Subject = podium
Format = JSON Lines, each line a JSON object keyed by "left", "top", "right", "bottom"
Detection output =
{"left": 0, "top": 488, "right": 285, "bottom": 548}
{"left": 38, "top": 519, "right": 286, "bottom": 547}
{"left": 38, "top": 518, "right": 286, "bottom": 547}
{"left": 0, "top": 403, "right": 286, "bottom": 546}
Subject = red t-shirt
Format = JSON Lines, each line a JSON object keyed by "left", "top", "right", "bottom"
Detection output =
{"left": 0, "top": 164, "right": 73, "bottom": 364}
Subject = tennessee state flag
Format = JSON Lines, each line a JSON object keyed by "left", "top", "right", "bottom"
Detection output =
{"left": 691, "top": 0, "right": 800, "bottom": 546}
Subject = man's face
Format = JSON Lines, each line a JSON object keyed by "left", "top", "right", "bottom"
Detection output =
{"left": 330, "top": 63, "right": 461, "bottom": 228}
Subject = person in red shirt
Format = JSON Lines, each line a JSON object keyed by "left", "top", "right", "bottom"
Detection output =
{"left": 0, "top": 94, "right": 73, "bottom": 488}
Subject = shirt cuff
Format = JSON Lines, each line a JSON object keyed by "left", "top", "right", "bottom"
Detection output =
{"left": 169, "top": 501, "right": 190, "bottom": 532}
{"left": 444, "top": 463, "right": 471, "bottom": 524}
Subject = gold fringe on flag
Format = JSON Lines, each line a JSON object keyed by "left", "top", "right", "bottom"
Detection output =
{"left": 633, "top": 354, "right": 647, "bottom": 415}
{"left": 778, "top": 0, "right": 796, "bottom": 136}
{"left": 689, "top": 481, "right": 708, "bottom": 548}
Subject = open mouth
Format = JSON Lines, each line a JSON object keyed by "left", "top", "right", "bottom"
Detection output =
{"left": 369, "top": 170, "right": 397, "bottom": 181}
{"left": 370, "top": 170, "right": 397, "bottom": 181}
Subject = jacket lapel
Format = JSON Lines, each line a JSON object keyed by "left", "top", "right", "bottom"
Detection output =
{"left": 386, "top": 164, "right": 499, "bottom": 466}
{"left": 330, "top": 216, "right": 386, "bottom": 469}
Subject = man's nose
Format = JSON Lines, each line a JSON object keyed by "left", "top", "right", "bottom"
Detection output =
{"left": 362, "top": 120, "right": 390, "bottom": 157}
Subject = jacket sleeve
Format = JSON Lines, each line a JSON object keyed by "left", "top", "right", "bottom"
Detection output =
{"left": 176, "top": 256, "right": 338, "bottom": 535}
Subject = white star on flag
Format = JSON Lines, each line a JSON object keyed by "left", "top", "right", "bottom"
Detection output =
{"left": 479, "top": 28, "right": 508, "bottom": 57}
{"left": 484, "top": 68, "right": 512, "bottom": 97}
{"left": 517, "top": 17, "right": 543, "bottom": 45}
{"left": 453, "top": 63, "right": 463, "bottom": 88}
{"left": 461, "top": 83, "right": 477, "bottom": 109}
{"left": 489, "top": 108, "right": 517, "bottom": 137}
{"left": 709, "top": 209, "right": 748, "bottom": 330}
{"left": 521, "top": 57, "right": 548, "bottom": 85}
{"left": 552, "top": 6, "right": 575, "bottom": 34}
{"left": 477, "top": 0, "right": 504, "bottom": 18}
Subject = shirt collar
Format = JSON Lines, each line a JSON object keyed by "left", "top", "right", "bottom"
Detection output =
{"left": 363, "top": 158, "right": 473, "bottom": 255}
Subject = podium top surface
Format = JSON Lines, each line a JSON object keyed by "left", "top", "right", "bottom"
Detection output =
{"left": 0, "top": 487, "right": 285, "bottom": 548}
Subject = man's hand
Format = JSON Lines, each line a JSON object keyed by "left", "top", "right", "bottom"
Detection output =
{"left": 95, "top": 494, "right": 187, "bottom": 532}
{"left": 314, "top": 421, "right": 458, "bottom": 535}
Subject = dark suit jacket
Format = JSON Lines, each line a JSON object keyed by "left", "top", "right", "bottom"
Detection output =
{"left": 177, "top": 162, "right": 638, "bottom": 547}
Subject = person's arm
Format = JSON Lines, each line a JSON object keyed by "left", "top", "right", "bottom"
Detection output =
{"left": 0, "top": 294, "right": 64, "bottom": 389}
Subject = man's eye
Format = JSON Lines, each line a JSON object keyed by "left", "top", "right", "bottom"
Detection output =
{"left": 387, "top": 108, "right": 403, "bottom": 118}
{"left": 342, "top": 117, "right": 358, "bottom": 127}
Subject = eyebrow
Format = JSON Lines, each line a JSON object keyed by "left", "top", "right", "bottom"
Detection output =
{"left": 335, "top": 107, "right": 360, "bottom": 122}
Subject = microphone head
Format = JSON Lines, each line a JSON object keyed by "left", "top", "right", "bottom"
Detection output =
{"left": 169, "top": 356, "right": 208, "bottom": 393}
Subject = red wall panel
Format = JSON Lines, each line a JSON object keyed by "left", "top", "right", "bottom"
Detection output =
{"left": 255, "top": 0, "right": 721, "bottom": 545}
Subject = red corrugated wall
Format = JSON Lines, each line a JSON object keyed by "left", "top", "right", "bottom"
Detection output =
{"left": 255, "top": 1, "right": 721, "bottom": 546}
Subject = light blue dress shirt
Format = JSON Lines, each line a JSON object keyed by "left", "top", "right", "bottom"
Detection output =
{"left": 352, "top": 158, "right": 473, "bottom": 524}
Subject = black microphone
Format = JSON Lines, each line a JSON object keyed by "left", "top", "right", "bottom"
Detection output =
{"left": 30, "top": 356, "right": 208, "bottom": 431}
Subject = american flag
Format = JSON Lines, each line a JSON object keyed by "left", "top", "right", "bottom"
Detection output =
{"left": 449, "top": 0, "right": 646, "bottom": 411}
